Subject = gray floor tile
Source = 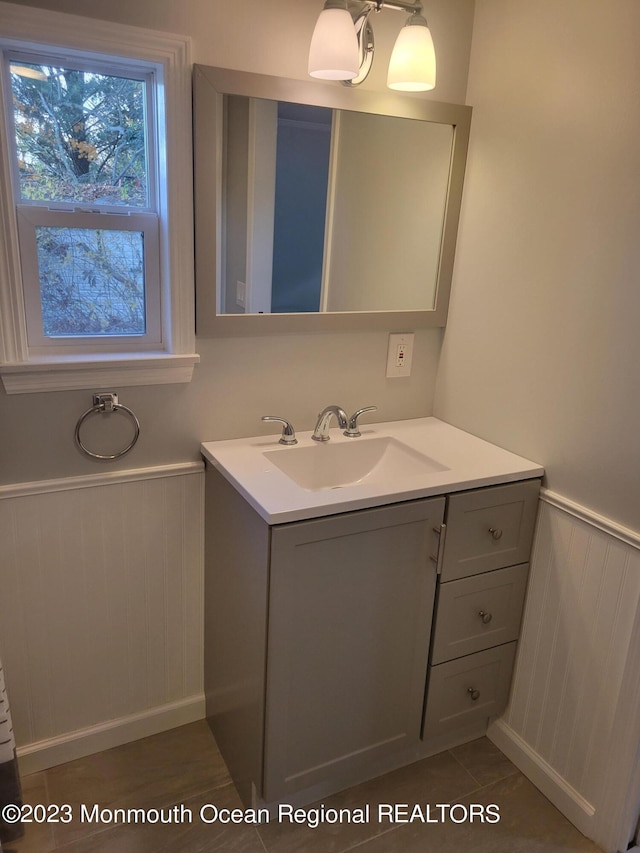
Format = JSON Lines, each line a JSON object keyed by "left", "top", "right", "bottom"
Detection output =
{"left": 349, "top": 773, "right": 601, "bottom": 853}
{"left": 45, "top": 721, "right": 230, "bottom": 848}
{"left": 3, "top": 725, "right": 604, "bottom": 853}
{"left": 449, "top": 736, "right": 518, "bottom": 787}
{"left": 51, "top": 784, "right": 266, "bottom": 853}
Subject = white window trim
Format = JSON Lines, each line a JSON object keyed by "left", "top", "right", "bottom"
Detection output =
{"left": 0, "top": 2, "right": 199, "bottom": 393}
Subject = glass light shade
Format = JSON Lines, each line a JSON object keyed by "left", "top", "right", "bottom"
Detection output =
{"left": 308, "top": 5, "right": 359, "bottom": 80}
{"left": 387, "top": 17, "right": 436, "bottom": 92}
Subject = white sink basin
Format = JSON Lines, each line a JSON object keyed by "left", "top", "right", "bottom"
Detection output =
{"left": 201, "top": 417, "right": 544, "bottom": 524}
{"left": 263, "top": 436, "right": 449, "bottom": 491}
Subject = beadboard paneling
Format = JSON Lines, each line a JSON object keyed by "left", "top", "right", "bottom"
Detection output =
{"left": 0, "top": 466, "right": 204, "bottom": 761}
{"left": 490, "top": 493, "right": 640, "bottom": 850}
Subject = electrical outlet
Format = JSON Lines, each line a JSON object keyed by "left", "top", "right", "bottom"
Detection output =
{"left": 236, "top": 280, "right": 246, "bottom": 308}
{"left": 386, "top": 333, "right": 414, "bottom": 378}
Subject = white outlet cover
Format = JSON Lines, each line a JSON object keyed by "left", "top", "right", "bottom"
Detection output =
{"left": 386, "top": 333, "right": 414, "bottom": 378}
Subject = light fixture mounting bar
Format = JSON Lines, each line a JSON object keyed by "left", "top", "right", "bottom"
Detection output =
{"left": 375, "top": 0, "right": 423, "bottom": 14}
{"left": 353, "top": 1, "right": 423, "bottom": 15}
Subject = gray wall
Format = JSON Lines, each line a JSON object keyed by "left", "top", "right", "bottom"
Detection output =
{"left": 435, "top": 0, "right": 640, "bottom": 533}
{"left": 0, "top": 0, "right": 475, "bottom": 485}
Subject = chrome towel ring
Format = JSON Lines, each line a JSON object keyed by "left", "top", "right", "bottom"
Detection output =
{"left": 75, "top": 393, "right": 140, "bottom": 460}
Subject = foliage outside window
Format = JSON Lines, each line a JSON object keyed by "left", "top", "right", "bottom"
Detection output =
{"left": 11, "top": 61, "right": 150, "bottom": 208}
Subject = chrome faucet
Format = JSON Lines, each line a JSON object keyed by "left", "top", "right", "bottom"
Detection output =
{"left": 312, "top": 405, "right": 348, "bottom": 442}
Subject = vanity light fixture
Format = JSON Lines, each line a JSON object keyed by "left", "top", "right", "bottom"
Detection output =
{"left": 308, "top": 0, "right": 436, "bottom": 91}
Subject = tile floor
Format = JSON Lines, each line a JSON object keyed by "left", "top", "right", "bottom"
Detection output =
{"left": 4, "top": 722, "right": 602, "bottom": 853}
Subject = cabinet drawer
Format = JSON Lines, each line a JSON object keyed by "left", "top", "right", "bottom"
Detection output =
{"left": 441, "top": 479, "right": 540, "bottom": 581}
{"left": 431, "top": 564, "right": 528, "bottom": 664}
{"left": 423, "top": 643, "right": 517, "bottom": 739}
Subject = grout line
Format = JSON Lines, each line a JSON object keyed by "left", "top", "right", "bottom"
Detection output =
{"left": 45, "top": 779, "right": 240, "bottom": 851}
{"left": 141, "top": 777, "right": 239, "bottom": 813}
{"left": 448, "top": 744, "right": 521, "bottom": 791}
{"left": 51, "top": 814, "right": 117, "bottom": 850}
{"left": 341, "top": 823, "right": 402, "bottom": 852}
{"left": 446, "top": 747, "right": 483, "bottom": 789}
{"left": 42, "top": 767, "right": 52, "bottom": 807}
{"left": 255, "top": 824, "right": 270, "bottom": 853}
{"left": 184, "top": 778, "right": 238, "bottom": 799}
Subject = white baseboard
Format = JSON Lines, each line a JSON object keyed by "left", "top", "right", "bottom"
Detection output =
{"left": 16, "top": 694, "right": 205, "bottom": 775}
{"left": 487, "top": 718, "right": 596, "bottom": 840}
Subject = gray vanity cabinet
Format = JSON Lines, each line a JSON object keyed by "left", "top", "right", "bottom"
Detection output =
{"left": 205, "top": 463, "right": 540, "bottom": 808}
{"left": 205, "top": 464, "right": 444, "bottom": 806}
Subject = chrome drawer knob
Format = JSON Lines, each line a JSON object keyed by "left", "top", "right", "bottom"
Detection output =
{"left": 467, "top": 687, "right": 480, "bottom": 701}
{"left": 488, "top": 527, "right": 503, "bottom": 540}
{"left": 478, "top": 610, "right": 493, "bottom": 624}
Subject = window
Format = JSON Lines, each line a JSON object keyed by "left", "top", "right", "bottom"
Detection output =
{"left": 9, "top": 55, "right": 162, "bottom": 352}
{"left": 0, "top": 3, "right": 197, "bottom": 392}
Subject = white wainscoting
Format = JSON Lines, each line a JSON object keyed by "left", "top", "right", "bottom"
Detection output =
{"left": 489, "top": 489, "right": 640, "bottom": 853}
{"left": 0, "top": 463, "right": 205, "bottom": 774}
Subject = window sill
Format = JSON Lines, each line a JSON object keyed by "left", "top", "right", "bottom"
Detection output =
{"left": 0, "top": 352, "right": 200, "bottom": 394}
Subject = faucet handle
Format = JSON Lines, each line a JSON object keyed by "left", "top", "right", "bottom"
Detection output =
{"left": 261, "top": 416, "right": 297, "bottom": 445}
{"left": 344, "top": 406, "right": 377, "bottom": 438}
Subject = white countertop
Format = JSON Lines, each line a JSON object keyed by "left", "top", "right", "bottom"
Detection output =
{"left": 201, "top": 417, "right": 544, "bottom": 524}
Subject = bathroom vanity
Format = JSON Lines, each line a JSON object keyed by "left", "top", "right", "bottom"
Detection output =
{"left": 201, "top": 417, "right": 543, "bottom": 808}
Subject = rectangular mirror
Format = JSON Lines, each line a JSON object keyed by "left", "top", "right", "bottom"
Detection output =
{"left": 194, "top": 65, "right": 472, "bottom": 335}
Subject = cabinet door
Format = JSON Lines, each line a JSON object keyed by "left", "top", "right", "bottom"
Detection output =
{"left": 264, "top": 497, "right": 445, "bottom": 801}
